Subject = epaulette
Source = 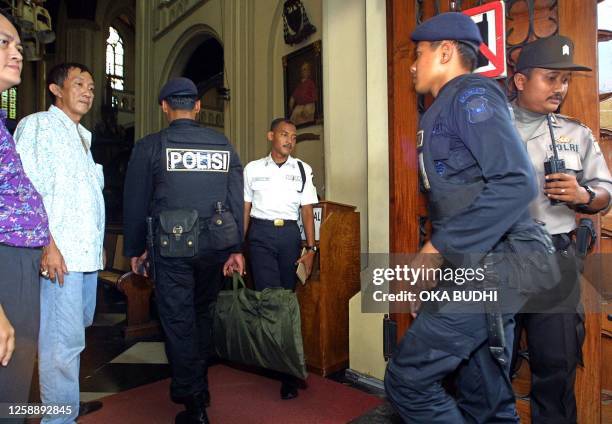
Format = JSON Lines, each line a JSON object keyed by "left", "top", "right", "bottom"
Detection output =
{"left": 553, "top": 113, "right": 590, "bottom": 130}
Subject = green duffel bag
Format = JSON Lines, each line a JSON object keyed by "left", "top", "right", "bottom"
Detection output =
{"left": 213, "top": 273, "right": 308, "bottom": 380}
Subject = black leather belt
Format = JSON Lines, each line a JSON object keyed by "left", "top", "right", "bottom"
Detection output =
{"left": 251, "top": 217, "right": 297, "bottom": 227}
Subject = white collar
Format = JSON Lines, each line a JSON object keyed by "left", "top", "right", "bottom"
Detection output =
{"left": 48, "top": 105, "right": 92, "bottom": 141}
{"left": 264, "top": 153, "right": 296, "bottom": 167}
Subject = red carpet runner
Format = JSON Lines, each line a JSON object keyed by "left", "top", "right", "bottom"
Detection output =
{"left": 79, "top": 364, "right": 383, "bottom": 423}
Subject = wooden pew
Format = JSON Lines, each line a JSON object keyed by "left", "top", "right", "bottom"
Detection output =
{"left": 100, "top": 228, "right": 160, "bottom": 340}
{"left": 296, "top": 201, "right": 360, "bottom": 376}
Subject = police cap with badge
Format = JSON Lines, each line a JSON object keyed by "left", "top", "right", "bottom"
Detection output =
{"left": 515, "top": 35, "right": 591, "bottom": 72}
{"left": 411, "top": 12, "right": 483, "bottom": 53}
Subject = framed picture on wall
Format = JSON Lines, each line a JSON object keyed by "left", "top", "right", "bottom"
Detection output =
{"left": 283, "top": 40, "right": 323, "bottom": 128}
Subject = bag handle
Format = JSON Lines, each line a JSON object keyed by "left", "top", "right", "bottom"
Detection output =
{"left": 232, "top": 272, "right": 246, "bottom": 292}
{"left": 297, "top": 161, "right": 306, "bottom": 193}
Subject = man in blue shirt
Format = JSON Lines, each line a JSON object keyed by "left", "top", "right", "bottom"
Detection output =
{"left": 16, "top": 62, "right": 104, "bottom": 423}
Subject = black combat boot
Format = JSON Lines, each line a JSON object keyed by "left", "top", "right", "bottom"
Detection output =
{"left": 175, "top": 392, "right": 210, "bottom": 424}
{"left": 280, "top": 376, "right": 298, "bottom": 400}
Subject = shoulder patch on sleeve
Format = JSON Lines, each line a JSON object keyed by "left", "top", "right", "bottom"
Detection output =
{"left": 458, "top": 87, "right": 486, "bottom": 104}
{"left": 466, "top": 96, "right": 494, "bottom": 124}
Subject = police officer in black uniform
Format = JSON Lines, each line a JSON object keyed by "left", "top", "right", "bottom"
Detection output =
{"left": 384, "top": 13, "right": 557, "bottom": 423}
{"left": 123, "top": 77, "right": 244, "bottom": 424}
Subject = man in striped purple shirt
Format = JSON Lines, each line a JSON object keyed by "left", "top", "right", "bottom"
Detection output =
{"left": 0, "top": 10, "right": 49, "bottom": 414}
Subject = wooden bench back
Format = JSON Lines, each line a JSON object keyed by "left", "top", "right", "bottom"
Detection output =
{"left": 103, "top": 232, "right": 131, "bottom": 273}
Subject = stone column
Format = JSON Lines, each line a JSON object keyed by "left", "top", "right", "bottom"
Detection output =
{"left": 135, "top": 0, "right": 155, "bottom": 139}
{"left": 60, "top": 19, "right": 100, "bottom": 130}
{"left": 222, "top": 0, "right": 254, "bottom": 160}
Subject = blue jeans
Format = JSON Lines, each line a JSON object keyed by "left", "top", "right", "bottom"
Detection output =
{"left": 39, "top": 271, "right": 98, "bottom": 424}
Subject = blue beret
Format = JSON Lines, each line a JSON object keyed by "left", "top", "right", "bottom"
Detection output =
{"left": 411, "top": 12, "right": 482, "bottom": 51}
{"left": 158, "top": 77, "right": 198, "bottom": 104}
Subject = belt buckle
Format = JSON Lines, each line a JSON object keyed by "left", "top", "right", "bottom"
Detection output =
{"left": 273, "top": 219, "right": 285, "bottom": 227}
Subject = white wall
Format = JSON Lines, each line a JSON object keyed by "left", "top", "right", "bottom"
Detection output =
{"left": 346, "top": 0, "right": 390, "bottom": 382}
{"left": 366, "top": 0, "right": 389, "bottom": 254}
{"left": 323, "top": 0, "right": 369, "bottom": 251}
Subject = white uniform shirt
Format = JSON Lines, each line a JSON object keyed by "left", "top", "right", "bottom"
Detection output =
{"left": 244, "top": 154, "right": 318, "bottom": 220}
{"left": 15, "top": 105, "right": 105, "bottom": 272}
{"left": 512, "top": 103, "right": 612, "bottom": 235}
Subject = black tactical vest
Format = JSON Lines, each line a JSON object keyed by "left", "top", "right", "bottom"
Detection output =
{"left": 152, "top": 125, "right": 233, "bottom": 221}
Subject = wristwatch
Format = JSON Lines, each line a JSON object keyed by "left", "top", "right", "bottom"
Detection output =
{"left": 582, "top": 185, "right": 596, "bottom": 206}
{"left": 307, "top": 245, "right": 318, "bottom": 253}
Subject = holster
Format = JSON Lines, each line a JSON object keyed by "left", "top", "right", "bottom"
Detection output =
{"left": 574, "top": 218, "right": 596, "bottom": 258}
{"left": 482, "top": 253, "right": 506, "bottom": 366}
{"left": 207, "top": 209, "right": 240, "bottom": 251}
{"left": 158, "top": 208, "right": 199, "bottom": 258}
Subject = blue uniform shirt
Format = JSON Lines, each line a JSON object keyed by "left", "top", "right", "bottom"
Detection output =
{"left": 418, "top": 74, "right": 538, "bottom": 261}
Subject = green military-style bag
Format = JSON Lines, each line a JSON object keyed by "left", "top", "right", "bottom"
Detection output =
{"left": 213, "top": 273, "right": 307, "bottom": 380}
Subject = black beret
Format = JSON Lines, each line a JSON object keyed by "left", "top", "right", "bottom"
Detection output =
{"left": 516, "top": 35, "right": 591, "bottom": 72}
{"left": 411, "top": 12, "right": 483, "bottom": 52}
{"left": 158, "top": 77, "right": 198, "bottom": 104}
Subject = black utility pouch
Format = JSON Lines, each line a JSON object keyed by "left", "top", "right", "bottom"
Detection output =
{"left": 158, "top": 209, "right": 199, "bottom": 258}
{"left": 208, "top": 202, "right": 240, "bottom": 250}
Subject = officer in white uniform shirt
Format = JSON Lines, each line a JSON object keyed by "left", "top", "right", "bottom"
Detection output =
{"left": 510, "top": 35, "right": 612, "bottom": 424}
{"left": 243, "top": 117, "right": 318, "bottom": 400}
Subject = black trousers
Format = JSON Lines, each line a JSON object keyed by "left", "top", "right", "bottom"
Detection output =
{"left": 0, "top": 244, "right": 42, "bottom": 424}
{"left": 386, "top": 285, "right": 522, "bottom": 424}
{"left": 247, "top": 219, "right": 302, "bottom": 385}
{"left": 247, "top": 219, "right": 301, "bottom": 291}
{"left": 512, "top": 241, "right": 584, "bottom": 424}
{"left": 154, "top": 250, "right": 225, "bottom": 403}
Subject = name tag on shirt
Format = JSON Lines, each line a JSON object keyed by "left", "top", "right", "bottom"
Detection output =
{"left": 286, "top": 175, "right": 302, "bottom": 182}
{"left": 166, "top": 148, "right": 230, "bottom": 172}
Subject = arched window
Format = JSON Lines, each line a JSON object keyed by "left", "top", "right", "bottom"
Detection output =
{"left": 106, "top": 27, "right": 124, "bottom": 90}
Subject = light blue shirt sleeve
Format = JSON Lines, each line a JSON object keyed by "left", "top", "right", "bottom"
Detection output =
{"left": 15, "top": 115, "right": 57, "bottom": 198}
{"left": 14, "top": 107, "right": 105, "bottom": 272}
